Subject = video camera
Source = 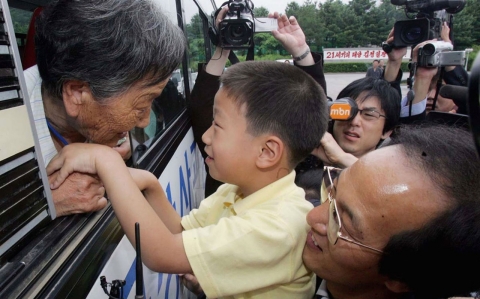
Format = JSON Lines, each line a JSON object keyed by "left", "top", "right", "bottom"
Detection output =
{"left": 211, "top": 0, "right": 255, "bottom": 49}
{"left": 209, "top": 0, "right": 278, "bottom": 50}
{"left": 382, "top": 0, "right": 466, "bottom": 52}
{"left": 417, "top": 40, "right": 466, "bottom": 67}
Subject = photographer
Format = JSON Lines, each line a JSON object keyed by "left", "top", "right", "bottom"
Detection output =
{"left": 384, "top": 22, "right": 469, "bottom": 122}
{"left": 425, "top": 23, "right": 469, "bottom": 114}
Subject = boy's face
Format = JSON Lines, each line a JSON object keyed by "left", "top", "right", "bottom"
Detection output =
{"left": 202, "top": 87, "right": 260, "bottom": 187}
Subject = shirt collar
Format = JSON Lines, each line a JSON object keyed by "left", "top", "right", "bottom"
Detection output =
{"left": 224, "top": 171, "right": 298, "bottom": 215}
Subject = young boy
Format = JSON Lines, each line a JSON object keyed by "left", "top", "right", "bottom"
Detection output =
{"left": 47, "top": 61, "right": 329, "bottom": 298}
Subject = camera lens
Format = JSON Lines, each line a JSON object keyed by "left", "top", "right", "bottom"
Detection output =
{"left": 229, "top": 24, "right": 246, "bottom": 38}
{"left": 422, "top": 43, "right": 436, "bottom": 55}
{"left": 224, "top": 22, "right": 252, "bottom": 47}
{"left": 402, "top": 26, "right": 423, "bottom": 44}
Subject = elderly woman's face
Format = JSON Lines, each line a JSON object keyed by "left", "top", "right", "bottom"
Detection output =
{"left": 302, "top": 145, "right": 447, "bottom": 289}
{"left": 74, "top": 78, "right": 169, "bottom": 147}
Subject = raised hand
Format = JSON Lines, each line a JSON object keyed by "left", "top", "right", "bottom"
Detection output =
{"left": 268, "top": 12, "right": 310, "bottom": 60}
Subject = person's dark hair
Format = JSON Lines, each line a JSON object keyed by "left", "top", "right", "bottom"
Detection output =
{"left": 35, "top": 0, "right": 186, "bottom": 102}
{"left": 220, "top": 61, "right": 328, "bottom": 167}
{"left": 379, "top": 124, "right": 480, "bottom": 298}
{"left": 295, "top": 169, "right": 323, "bottom": 207}
{"left": 336, "top": 77, "right": 401, "bottom": 134}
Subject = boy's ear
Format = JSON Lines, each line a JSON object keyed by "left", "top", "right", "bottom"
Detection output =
{"left": 256, "top": 136, "right": 284, "bottom": 169}
{"left": 63, "top": 80, "right": 91, "bottom": 117}
{"left": 385, "top": 279, "right": 410, "bottom": 294}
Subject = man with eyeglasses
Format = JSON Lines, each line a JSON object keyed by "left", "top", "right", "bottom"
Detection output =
{"left": 303, "top": 124, "right": 480, "bottom": 299}
{"left": 313, "top": 77, "right": 401, "bottom": 168}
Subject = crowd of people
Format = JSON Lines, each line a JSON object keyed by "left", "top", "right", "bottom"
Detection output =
{"left": 27, "top": 0, "right": 480, "bottom": 298}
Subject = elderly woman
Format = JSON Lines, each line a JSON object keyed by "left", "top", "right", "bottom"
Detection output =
{"left": 25, "top": 0, "right": 186, "bottom": 216}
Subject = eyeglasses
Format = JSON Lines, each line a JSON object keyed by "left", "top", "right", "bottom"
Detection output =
{"left": 357, "top": 108, "right": 387, "bottom": 121}
{"left": 321, "top": 167, "right": 384, "bottom": 254}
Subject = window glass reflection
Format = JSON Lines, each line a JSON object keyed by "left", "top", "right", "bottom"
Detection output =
{"left": 131, "top": 78, "right": 185, "bottom": 161}
{"left": 185, "top": 0, "right": 209, "bottom": 90}
{"left": 131, "top": 0, "right": 188, "bottom": 163}
{"left": 131, "top": 0, "right": 213, "bottom": 163}
{"left": 194, "top": 0, "right": 216, "bottom": 17}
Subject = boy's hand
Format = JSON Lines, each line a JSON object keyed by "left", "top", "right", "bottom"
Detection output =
{"left": 47, "top": 143, "right": 119, "bottom": 190}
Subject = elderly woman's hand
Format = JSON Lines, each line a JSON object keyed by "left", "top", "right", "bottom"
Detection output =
{"left": 49, "top": 171, "right": 107, "bottom": 217}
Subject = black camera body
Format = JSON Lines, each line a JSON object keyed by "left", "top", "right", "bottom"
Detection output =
{"left": 214, "top": 0, "right": 255, "bottom": 49}
{"left": 384, "top": 0, "right": 465, "bottom": 51}
{"left": 393, "top": 16, "right": 442, "bottom": 48}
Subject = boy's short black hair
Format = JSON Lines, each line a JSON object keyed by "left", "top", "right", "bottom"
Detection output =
{"left": 220, "top": 61, "right": 328, "bottom": 167}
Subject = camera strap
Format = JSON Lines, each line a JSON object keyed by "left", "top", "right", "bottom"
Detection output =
{"left": 246, "top": 45, "right": 254, "bottom": 61}
{"left": 431, "top": 67, "right": 445, "bottom": 112}
{"left": 228, "top": 50, "right": 240, "bottom": 64}
{"left": 407, "top": 61, "right": 417, "bottom": 117}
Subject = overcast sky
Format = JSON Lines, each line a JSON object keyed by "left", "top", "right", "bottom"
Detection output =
{"left": 215, "top": 0, "right": 349, "bottom": 14}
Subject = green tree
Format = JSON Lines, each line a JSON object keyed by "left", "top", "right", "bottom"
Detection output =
{"left": 451, "top": 8, "right": 475, "bottom": 50}
{"left": 10, "top": 8, "right": 32, "bottom": 34}
{"left": 453, "top": 0, "right": 480, "bottom": 47}
{"left": 317, "top": 0, "right": 364, "bottom": 48}
{"left": 286, "top": 0, "right": 320, "bottom": 49}
{"left": 253, "top": 6, "right": 269, "bottom": 17}
{"left": 186, "top": 13, "right": 207, "bottom": 66}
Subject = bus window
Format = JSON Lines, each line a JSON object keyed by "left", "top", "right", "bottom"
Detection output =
{"left": 131, "top": 0, "right": 211, "bottom": 165}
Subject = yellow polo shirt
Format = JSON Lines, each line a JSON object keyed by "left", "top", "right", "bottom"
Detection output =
{"left": 181, "top": 171, "right": 315, "bottom": 299}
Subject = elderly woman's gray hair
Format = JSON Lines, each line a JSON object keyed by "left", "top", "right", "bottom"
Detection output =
{"left": 35, "top": 0, "right": 186, "bottom": 102}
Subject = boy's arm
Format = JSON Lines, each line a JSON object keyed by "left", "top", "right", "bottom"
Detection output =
{"left": 47, "top": 143, "right": 191, "bottom": 273}
{"left": 128, "top": 168, "right": 183, "bottom": 234}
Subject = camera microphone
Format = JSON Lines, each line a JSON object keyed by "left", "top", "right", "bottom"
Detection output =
{"left": 328, "top": 98, "right": 358, "bottom": 121}
{"left": 439, "top": 84, "right": 468, "bottom": 114}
